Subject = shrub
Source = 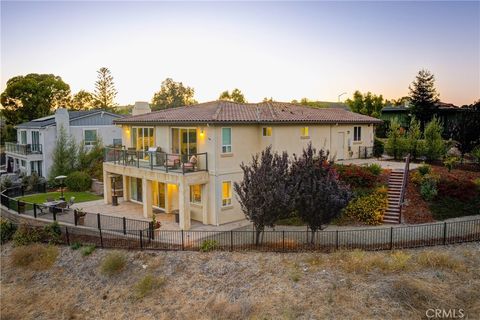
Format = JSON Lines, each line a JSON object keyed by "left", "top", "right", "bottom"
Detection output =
{"left": 81, "top": 245, "right": 96, "bottom": 256}
{"left": 443, "top": 156, "right": 459, "bottom": 172}
{"left": 12, "top": 224, "right": 43, "bottom": 246}
{"left": 100, "top": 251, "right": 126, "bottom": 276}
{"left": 474, "top": 178, "right": 480, "bottom": 188}
{"left": 471, "top": 145, "right": 480, "bottom": 165}
{"left": 343, "top": 188, "right": 388, "bottom": 225}
{"left": 437, "top": 177, "right": 478, "bottom": 202}
{"left": 1, "top": 219, "right": 17, "bottom": 244}
{"left": 70, "top": 242, "right": 82, "bottom": 250}
{"left": 0, "top": 176, "right": 13, "bottom": 191}
{"left": 65, "top": 171, "right": 92, "bottom": 192}
{"left": 373, "top": 139, "right": 384, "bottom": 158}
{"left": 43, "top": 222, "right": 62, "bottom": 244}
{"left": 410, "top": 171, "right": 423, "bottom": 186}
{"left": 134, "top": 274, "right": 165, "bottom": 299}
{"left": 200, "top": 239, "right": 219, "bottom": 252}
{"left": 335, "top": 164, "right": 377, "bottom": 189}
{"left": 11, "top": 244, "right": 59, "bottom": 270}
{"left": 420, "top": 177, "right": 438, "bottom": 201}
{"left": 417, "top": 163, "right": 431, "bottom": 176}
{"left": 366, "top": 163, "right": 382, "bottom": 176}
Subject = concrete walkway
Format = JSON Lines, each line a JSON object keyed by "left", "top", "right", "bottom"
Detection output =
{"left": 336, "top": 158, "right": 420, "bottom": 170}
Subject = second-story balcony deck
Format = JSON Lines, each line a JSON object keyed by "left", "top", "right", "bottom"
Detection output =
{"left": 104, "top": 147, "right": 208, "bottom": 174}
{"left": 5, "top": 142, "right": 42, "bottom": 156}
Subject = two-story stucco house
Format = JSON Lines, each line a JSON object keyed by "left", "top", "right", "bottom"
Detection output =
{"left": 5, "top": 108, "right": 123, "bottom": 178}
{"left": 103, "top": 101, "right": 382, "bottom": 230}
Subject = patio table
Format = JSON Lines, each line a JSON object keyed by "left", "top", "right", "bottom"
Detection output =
{"left": 43, "top": 200, "right": 67, "bottom": 214}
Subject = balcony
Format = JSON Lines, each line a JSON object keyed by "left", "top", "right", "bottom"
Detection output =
{"left": 104, "top": 147, "right": 208, "bottom": 174}
{"left": 5, "top": 142, "right": 42, "bottom": 155}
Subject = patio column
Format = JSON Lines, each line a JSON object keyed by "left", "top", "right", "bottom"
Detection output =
{"left": 103, "top": 173, "right": 112, "bottom": 204}
{"left": 122, "top": 175, "right": 130, "bottom": 201}
{"left": 201, "top": 183, "right": 208, "bottom": 224}
{"left": 142, "top": 178, "right": 153, "bottom": 219}
{"left": 178, "top": 180, "right": 191, "bottom": 230}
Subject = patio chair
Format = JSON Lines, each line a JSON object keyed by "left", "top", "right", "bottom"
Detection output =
{"left": 67, "top": 196, "right": 75, "bottom": 208}
{"left": 165, "top": 154, "right": 181, "bottom": 169}
{"left": 182, "top": 155, "right": 198, "bottom": 171}
{"left": 127, "top": 147, "right": 137, "bottom": 165}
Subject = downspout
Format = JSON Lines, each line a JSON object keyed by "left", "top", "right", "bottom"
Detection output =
{"left": 213, "top": 125, "right": 219, "bottom": 226}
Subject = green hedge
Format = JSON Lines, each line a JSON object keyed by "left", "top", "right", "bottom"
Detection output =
{"left": 65, "top": 171, "right": 92, "bottom": 192}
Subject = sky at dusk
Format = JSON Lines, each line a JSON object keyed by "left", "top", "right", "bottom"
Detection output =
{"left": 1, "top": 1, "right": 479, "bottom": 106}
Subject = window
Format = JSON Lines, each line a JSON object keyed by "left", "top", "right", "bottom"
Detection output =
{"left": 222, "top": 128, "right": 232, "bottom": 153}
{"left": 20, "top": 131, "right": 27, "bottom": 144}
{"left": 113, "top": 138, "right": 122, "bottom": 146}
{"left": 130, "top": 177, "right": 143, "bottom": 202}
{"left": 171, "top": 128, "right": 197, "bottom": 155}
{"left": 301, "top": 127, "right": 309, "bottom": 137}
{"left": 262, "top": 127, "right": 272, "bottom": 137}
{"left": 354, "top": 126, "right": 362, "bottom": 142}
{"left": 84, "top": 129, "right": 97, "bottom": 146}
{"left": 132, "top": 127, "right": 154, "bottom": 151}
{"left": 222, "top": 181, "right": 232, "bottom": 206}
{"left": 21, "top": 160, "right": 26, "bottom": 167}
{"left": 190, "top": 185, "right": 202, "bottom": 204}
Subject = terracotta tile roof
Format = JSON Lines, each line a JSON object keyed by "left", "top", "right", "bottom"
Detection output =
{"left": 114, "top": 101, "right": 383, "bottom": 125}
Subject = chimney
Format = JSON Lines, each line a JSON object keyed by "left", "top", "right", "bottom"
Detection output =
{"left": 55, "top": 108, "right": 70, "bottom": 136}
{"left": 132, "top": 101, "right": 151, "bottom": 116}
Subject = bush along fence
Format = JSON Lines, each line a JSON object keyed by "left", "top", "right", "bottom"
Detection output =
{"left": 2, "top": 184, "right": 480, "bottom": 253}
{"left": 1, "top": 184, "right": 155, "bottom": 240}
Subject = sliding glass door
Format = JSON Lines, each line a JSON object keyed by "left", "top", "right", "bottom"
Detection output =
{"left": 132, "top": 127, "right": 154, "bottom": 160}
{"left": 171, "top": 128, "right": 197, "bottom": 155}
{"left": 152, "top": 182, "right": 166, "bottom": 210}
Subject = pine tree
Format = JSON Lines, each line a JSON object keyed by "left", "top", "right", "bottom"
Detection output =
{"left": 93, "top": 67, "right": 117, "bottom": 110}
{"left": 406, "top": 117, "right": 422, "bottom": 160}
{"left": 408, "top": 69, "right": 440, "bottom": 130}
{"left": 424, "top": 116, "right": 446, "bottom": 162}
{"left": 49, "top": 126, "right": 76, "bottom": 181}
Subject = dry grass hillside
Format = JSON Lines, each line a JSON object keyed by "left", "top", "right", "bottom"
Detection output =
{"left": 1, "top": 243, "right": 480, "bottom": 319}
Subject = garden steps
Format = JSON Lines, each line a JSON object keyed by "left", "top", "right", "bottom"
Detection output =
{"left": 384, "top": 169, "right": 406, "bottom": 224}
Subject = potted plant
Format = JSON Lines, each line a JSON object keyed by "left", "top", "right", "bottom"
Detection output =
{"left": 74, "top": 208, "right": 87, "bottom": 225}
{"left": 152, "top": 214, "right": 161, "bottom": 229}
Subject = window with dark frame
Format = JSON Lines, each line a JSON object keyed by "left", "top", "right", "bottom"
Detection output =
{"left": 354, "top": 126, "right": 362, "bottom": 141}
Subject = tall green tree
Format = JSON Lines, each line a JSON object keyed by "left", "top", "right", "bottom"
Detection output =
{"left": 424, "top": 116, "right": 446, "bottom": 162}
{"left": 49, "top": 126, "right": 77, "bottom": 180}
{"left": 408, "top": 69, "right": 440, "bottom": 130}
{"left": 447, "top": 100, "right": 480, "bottom": 161}
{"left": 290, "top": 144, "right": 351, "bottom": 244}
{"left": 0, "top": 74, "right": 71, "bottom": 125}
{"left": 70, "top": 90, "right": 94, "bottom": 110}
{"left": 93, "top": 67, "right": 117, "bottom": 110}
{"left": 406, "top": 117, "right": 422, "bottom": 160}
{"left": 234, "top": 146, "right": 292, "bottom": 245}
{"left": 151, "top": 78, "right": 197, "bottom": 110}
{"left": 345, "top": 91, "right": 385, "bottom": 118}
{"left": 218, "top": 88, "right": 246, "bottom": 103}
{"left": 385, "top": 118, "right": 406, "bottom": 160}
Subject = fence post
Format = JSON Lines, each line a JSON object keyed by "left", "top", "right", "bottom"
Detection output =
{"left": 74, "top": 210, "right": 78, "bottom": 226}
{"left": 443, "top": 222, "right": 447, "bottom": 245}
{"left": 53, "top": 209, "right": 57, "bottom": 221}
{"left": 65, "top": 226, "right": 70, "bottom": 246}
{"left": 123, "top": 217, "right": 126, "bottom": 235}
{"left": 140, "top": 230, "right": 144, "bottom": 250}
{"left": 21, "top": 186, "right": 25, "bottom": 197}
{"left": 149, "top": 221, "right": 154, "bottom": 240}
{"left": 390, "top": 227, "right": 394, "bottom": 250}
{"left": 99, "top": 228, "right": 104, "bottom": 248}
{"left": 33, "top": 203, "right": 37, "bottom": 218}
{"left": 282, "top": 230, "right": 285, "bottom": 252}
{"left": 181, "top": 230, "right": 185, "bottom": 251}
{"left": 230, "top": 230, "right": 233, "bottom": 251}
{"left": 16, "top": 200, "right": 20, "bottom": 213}
{"left": 335, "top": 230, "right": 339, "bottom": 250}
{"left": 97, "top": 213, "right": 101, "bottom": 230}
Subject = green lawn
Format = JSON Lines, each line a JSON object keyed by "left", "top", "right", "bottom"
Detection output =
{"left": 17, "top": 191, "right": 102, "bottom": 204}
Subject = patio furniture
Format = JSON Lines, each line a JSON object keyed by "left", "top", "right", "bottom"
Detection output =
{"left": 182, "top": 155, "right": 198, "bottom": 172}
{"left": 165, "top": 154, "right": 181, "bottom": 169}
{"left": 43, "top": 200, "right": 67, "bottom": 214}
{"left": 67, "top": 196, "right": 75, "bottom": 208}
{"left": 127, "top": 147, "right": 137, "bottom": 165}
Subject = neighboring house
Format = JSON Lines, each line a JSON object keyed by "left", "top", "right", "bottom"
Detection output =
{"left": 5, "top": 108, "right": 123, "bottom": 178}
{"left": 380, "top": 102, "right": 462, "bottom": 133}
{"left": 103, "top": 101, "right": 382, "bottom": 229}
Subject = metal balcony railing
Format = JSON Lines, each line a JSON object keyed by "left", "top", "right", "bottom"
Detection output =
{"left": 104, "top": 147, "right": 208, "bottom": 174}
{"left": 5, "top": 142, "right": 43, "bottom": 155}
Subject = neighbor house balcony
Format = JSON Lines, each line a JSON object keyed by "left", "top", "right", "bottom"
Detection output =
{"left": 103, "top": 147, "right": 208, "bottom": 174}
{"left": 5, "top": 142, "right": 42, "bottom": 156}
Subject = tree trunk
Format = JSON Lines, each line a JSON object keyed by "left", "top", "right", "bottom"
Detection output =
{"left": 255, "top": 229, "right": 263, "bottom": 246}
{"left": 310, "top": 229, "right": 316, "bottom": 245}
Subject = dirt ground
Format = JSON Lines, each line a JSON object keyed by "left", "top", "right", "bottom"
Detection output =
{"left": 1, "top": 242, "right": 480, "bottom": 320}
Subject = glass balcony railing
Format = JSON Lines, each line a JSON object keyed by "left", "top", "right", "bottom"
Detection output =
{"left": 104, "top": 147, "right": 208, "bottom": 174}
{"left": 5, "top": 142, "right": 43, "bottom": 155}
